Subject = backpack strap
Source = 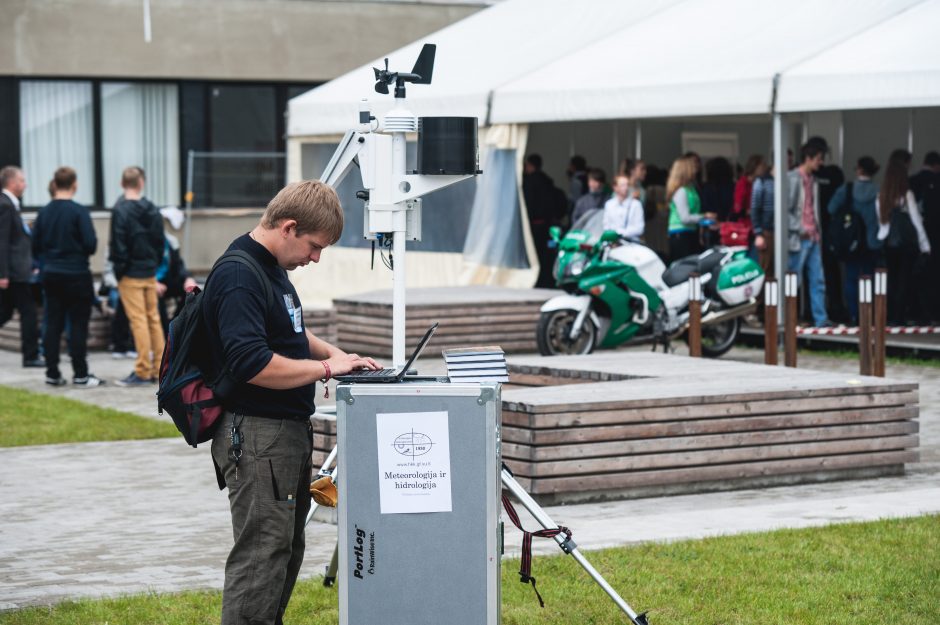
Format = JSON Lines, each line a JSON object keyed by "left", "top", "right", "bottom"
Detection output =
{"left": 200, "top": 250, "right": 278, "bottom": 397}
{"left": 205, "top": 250, "right": 275, "bottom": 311}
{"left": 845, "top": 183, "right": 853, "bottom": 213}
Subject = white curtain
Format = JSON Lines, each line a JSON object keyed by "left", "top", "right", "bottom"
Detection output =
{"left": 101, "top": 82, "right": 180, "bottom": 207}
{"left": 460, "top": 124, "right": 538, "bottom": 287}
{"left": 19, "top": 81, "right": 95, "bottom": 207}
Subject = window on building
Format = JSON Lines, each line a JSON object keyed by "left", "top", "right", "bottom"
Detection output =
{"left": 100, "top": 82, "right": 180, "bottom": 207}
{"left": 197, "top": 84, "right": 279, "bottom": 207}
{"left": 19, "top": 81, "right": 95, "bottom": 206}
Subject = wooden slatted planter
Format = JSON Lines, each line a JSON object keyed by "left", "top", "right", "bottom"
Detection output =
{"left": 333, "top": 286, "right": 559, "bottom": 358}
{"left": 0, "top": 308, "right": 110, "bottom": 352}
{"left": 501, "top": 353, "right": 919, "bottom": 502}
{"left": 310, "top": 351, "right": 919, "bottom": 503}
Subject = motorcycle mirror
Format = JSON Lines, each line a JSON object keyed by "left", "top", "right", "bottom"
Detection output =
{"left": 599, "top": 230, "right": 620, "bottom": 244}
{"left": 549, "top": 226, "right": 562, "bottom": 243}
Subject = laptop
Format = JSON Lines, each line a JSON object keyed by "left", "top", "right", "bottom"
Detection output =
{"left": 333, "top": 323, "right": 438, "bottom": 383}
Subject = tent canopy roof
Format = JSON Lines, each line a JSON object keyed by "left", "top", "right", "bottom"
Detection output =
{"left": 289, "top": 0, "right": 937, "bottom": 137}
{"left": 777, "top": 0, "right": 940, "bottom": 112}
{"left": 490, "top": 0, "right": 925, "bottom": 124}
{"left": 287, "top": 0, "right": 683, "bottom": 136}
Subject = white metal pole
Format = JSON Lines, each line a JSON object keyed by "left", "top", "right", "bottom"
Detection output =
{"left": 772, "top": 113, "right": 786, "bottom": 325}
{"left": 392, "top": 130, "right": 408, "bottom": 369}
{"left": 500, "top": 468, "right": 646, "bottom": 624}
{"left": 184, "top": 149, "right": 195, "bottom": 265}
{"left": 838, "top": 114, "right": 845, "bottom": 171}
{"left": 500, "top": 471, "right": 637, "bottom": 619}
{"left": 634, "top": 121, "right": 642, "bottom": 160}
{"left": 908, "top": 109, "right": 914, "bottom": 154}
{"left": 612, "top": 121, "right": 619, "bottom": 174}
{"left": 143, "top": 0, "right": 152, "bottom": 42}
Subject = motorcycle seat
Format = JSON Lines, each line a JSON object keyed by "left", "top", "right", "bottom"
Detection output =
{"left": 661, "top": 248, "right": 725, "bottom": 287}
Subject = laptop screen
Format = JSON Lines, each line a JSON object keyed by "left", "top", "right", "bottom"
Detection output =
{"left": 398, "top": 322, "right": 439, "bottom": 377}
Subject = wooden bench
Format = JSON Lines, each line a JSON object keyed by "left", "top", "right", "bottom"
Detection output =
{"left": 311, "top": 352, "right": 919, "bottom": 503}
{"left": 0, "top": 308, "right": 110, "bottom": 352}
{"left": 303, "top": 307, "right": 337, "bottom": 346}
{"left": 333, "top": 286, "right": 559, "bottom": 358}
{"left": 501, "top": 353, "right": 919, "bottom": 503}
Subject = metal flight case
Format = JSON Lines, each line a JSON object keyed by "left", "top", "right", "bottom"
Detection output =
{"left": 336, "top": 381, "right": 501, "bottom": 625}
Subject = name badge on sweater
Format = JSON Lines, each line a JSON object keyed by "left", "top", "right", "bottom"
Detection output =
{"left": 283, "top": 294, "right": 303, "bottom": 333}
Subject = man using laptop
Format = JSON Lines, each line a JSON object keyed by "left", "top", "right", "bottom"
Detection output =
{"left": 334, "top": 322, "right": 438, "bottom": 383}
{"left": 204, "top": 180, "right": 379, "bottom": 625}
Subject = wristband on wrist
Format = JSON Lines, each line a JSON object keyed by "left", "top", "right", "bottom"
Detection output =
{"left": 320, "top": 361, "right": 331, "bottom": 399}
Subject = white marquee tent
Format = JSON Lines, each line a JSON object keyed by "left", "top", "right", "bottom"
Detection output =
{"left": 776, "top": 0, "right": 940, "bottom": 113}
{"left": 287, "top": 0, "right": 940, "bottom": 306}
{"left": 288, "top": 0, "right": 686, "bottom": 137}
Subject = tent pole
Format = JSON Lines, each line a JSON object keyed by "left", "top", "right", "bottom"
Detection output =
{"left": 635, "top": 122, "right": 642, "bottom": 160}
{"left": 612, "top": 121, "right": 619, "bottom": 174}
{"left": 773, "top": 113, "right": 786, "bottom": 326}
{"left": 838, "top": 114, "right": 844, "bottom": 171}
{"left": 908, "top": 109, "right": 914, "bottom": 153}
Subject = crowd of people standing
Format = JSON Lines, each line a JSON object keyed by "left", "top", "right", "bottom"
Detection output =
{"left": 524, "top": 139, "right": 940, "bottom": 327}
{"left": 0, "top": 164, "right": 195, "bottom": 387}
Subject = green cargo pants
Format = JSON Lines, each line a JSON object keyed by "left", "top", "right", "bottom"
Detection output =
{"left": 212, "top": 413, "right": 313, "bottom": 625}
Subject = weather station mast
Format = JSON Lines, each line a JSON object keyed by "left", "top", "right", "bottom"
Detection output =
{"left": 320, "top": 44, "right": 481, "bottom": 368}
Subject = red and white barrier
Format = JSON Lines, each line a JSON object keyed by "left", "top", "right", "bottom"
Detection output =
{"left": 796, "top": 325, "right": 940, "bottom": 336}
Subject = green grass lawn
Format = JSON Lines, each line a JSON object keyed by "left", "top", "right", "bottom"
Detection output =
{"left": 798, "top": 347, "right": 940, "bottom": 369}
{"left": 3, "top": 515, "right": 937, "bottom": 625}
{"left": 0, "top": 384, "right": 177, "bottom": 447}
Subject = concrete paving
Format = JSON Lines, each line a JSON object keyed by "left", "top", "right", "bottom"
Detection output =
{"left": 0, "top": 347, "right": 937, "bottom": 610}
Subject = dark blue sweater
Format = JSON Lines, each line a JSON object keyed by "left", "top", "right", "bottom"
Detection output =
{"left": 31, "top": 199, "right": 97, "bottom": 276}
{"left": 203, "top": 234, "right": 315, "bottom": 420}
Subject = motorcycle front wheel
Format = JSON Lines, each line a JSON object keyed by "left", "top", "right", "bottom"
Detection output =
{"left": 536, "top": 309, "right": 597, "bottom": 356}
{"left": 697, "top": 316, "right": 740, "bottom": 358}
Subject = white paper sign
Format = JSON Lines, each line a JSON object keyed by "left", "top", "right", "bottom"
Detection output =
{"left": 375, "top": 411, "right": 452, "bottom": 514}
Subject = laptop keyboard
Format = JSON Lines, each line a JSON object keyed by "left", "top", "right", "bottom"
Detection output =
{"left": 349, "top": 368, "right": 397, "bottom": 377}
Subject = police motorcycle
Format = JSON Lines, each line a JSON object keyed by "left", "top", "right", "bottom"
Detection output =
{"left": 537, "top": 209, "right": 765, "bottom": 357}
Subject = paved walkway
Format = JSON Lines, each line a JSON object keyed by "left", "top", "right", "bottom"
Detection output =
{"left": 0, "top": 347, "right": 937, "bottom": 609}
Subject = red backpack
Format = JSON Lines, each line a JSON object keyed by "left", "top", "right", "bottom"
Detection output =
{"left": 157, "top": 251, "right": 273, "bottom": 447}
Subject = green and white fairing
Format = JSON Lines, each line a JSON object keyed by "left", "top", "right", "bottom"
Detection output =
{"left": 539, "top": 208, "right": 764, "bottom": 357}
{"left": 715, "top": 252, "right": 765, "bottom": 305}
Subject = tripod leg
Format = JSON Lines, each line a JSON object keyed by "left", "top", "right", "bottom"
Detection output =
{"left": 305, "top": 445, "right": 338, "bottom": 528}
{"left": 501, "top": 467, "right": 648, "bottom": 625}
{"left": 323, "top": 542, "right": 339, "bottom": 587}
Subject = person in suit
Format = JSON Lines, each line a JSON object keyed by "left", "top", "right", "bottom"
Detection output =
{"left": 0, "top": 166, "right": 42, "bottom": 367}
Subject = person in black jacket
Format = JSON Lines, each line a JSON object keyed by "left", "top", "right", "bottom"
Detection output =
{"left": 909, "top": 151, "right": 940, "bottom": 323}
{"left": 571, "top": 168, "right": 610, "bottom": 225}
{"left": 31, "top": 167, "right": 103, "bottom": 386}
{"left": 0, "top": 166, "right": 42, "bottom": 367}
{"left": 109, "top": 166, "right": 165, "bottom": 386}
{"left": 523, "top": 154, "right": 567, "bottom": 288}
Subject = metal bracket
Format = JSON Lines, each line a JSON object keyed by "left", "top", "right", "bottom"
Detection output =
{"left": 559, "top": 533, "right": 577, "bottom": 554}
{"left": 477, "top": 385, "right": 497, "bottom": 405}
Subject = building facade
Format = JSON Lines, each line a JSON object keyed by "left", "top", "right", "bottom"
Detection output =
{"left": 1, "top": 0, "right": 487, "bottom": 268}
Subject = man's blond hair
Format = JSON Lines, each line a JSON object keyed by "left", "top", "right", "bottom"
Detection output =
{"left": 261, "top": 181, "right": 344, "bottom": 243}
{"left": 121, "top": 166, "right": 144, "bottom": 189}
